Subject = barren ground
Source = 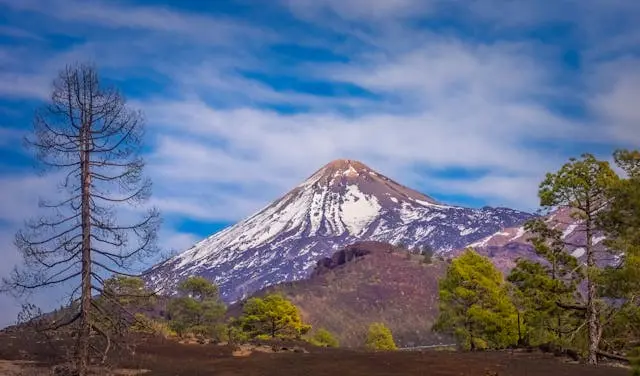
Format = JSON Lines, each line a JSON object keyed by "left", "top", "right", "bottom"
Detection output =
{"left": 0, "top": 332, "right": 630, "bottom": 376}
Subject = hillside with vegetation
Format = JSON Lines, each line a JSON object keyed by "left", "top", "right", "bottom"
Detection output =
{"left": 232, "top": 241, "right": 448, "bottom": 347}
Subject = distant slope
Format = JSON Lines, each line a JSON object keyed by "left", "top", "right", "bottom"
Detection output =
{"left": 461, "top": 207, "right": 616, "bottom": 271}
{"left": 146, "top": 159, "right": 533, "bottom": 303}
{"left": 234, "top": 241, "right": 451, "bottom": 348}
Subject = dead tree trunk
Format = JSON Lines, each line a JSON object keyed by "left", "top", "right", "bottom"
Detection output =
{"left": 78, "top": 116, "right": 92, "bottom": 375}
{"left": 1, "top": 62, "right": 160, "bottom": 373}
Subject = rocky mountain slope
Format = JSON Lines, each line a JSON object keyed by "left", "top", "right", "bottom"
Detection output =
{"left": 233, "top": 241, "right": 450, "bottom": 347}
{"left": 462, "top": 207, "right": 616, "bottom": 271}
{"left": 146, "top": 159, "right": 533, "bottom": 302}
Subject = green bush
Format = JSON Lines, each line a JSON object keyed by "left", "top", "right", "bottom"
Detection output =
{"left": 630, "top": 347, "right": 640, "bottom": 376}
{"left": 227, "top": 325, "right": 250, "bottom": 345}
{"left": 130, "top": 313, "right": 176, "bottom": 338}
{"left": 238, "top": 293, "right": 311, "bottom": 339}
{"left": 365, "top": 322, "right": 397, "bottom": 351}
{"left": 308, "top": 328, "right": 340, "bottom": 348}
{"left": 166, "top": 276, "right": 227, "bottom": 339}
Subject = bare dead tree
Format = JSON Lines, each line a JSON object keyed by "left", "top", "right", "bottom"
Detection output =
{"left": 1, "top": 62, "right": 160, "bottom": 375}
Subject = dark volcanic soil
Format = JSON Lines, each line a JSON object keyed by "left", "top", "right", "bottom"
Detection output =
{"left": 0, "top": 332, "right": 629, "bottom": 376}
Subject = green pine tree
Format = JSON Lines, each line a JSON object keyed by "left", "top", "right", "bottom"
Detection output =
{"left": 507, "top": 218, "right": 583, "bottom": 347}
{"left": 597, "top": 150, "right": 640, "bottom": 357}
{"left": 365, "top": 322, "right": 397, "bottom": 350}
{"left": 238, "top": 293, "right": 311, "bottom": 339}
{"left": 167, "top": 276, "right": 226, "bottom": 339}
{"left": 308, "top": 328, "right": 340, "bottom": 348}
{"left": 537, "top": 153, "right": 618, "bottom": 364}
{"left": 434, "top": 249, "right": 519, "bottom": 350}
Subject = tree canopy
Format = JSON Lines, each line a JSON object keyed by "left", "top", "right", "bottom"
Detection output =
{"left": 238, "top": 293, "right": 310, "bottom": 339}
{"left": 167, "top": 276, "right": 226, "bottom": 339}
{"left": 434, "top": 249, "right": 519, "bottom": 350}
{"left": 365, "top": 322, "right": 397, "bottom": 350}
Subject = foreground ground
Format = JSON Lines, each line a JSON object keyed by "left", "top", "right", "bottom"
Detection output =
{"left": 0, "top": 332, "right": 630, "bottom": 376}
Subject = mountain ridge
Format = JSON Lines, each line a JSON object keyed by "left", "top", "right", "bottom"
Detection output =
{"left": 146, "top": 159, "right": 534, "bottom": 302}
{"left": 460, "top": 207, "right": 616, "bottom": 271}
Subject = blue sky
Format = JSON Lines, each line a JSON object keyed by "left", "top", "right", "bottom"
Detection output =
{"left": 0, "top": 0, "right": 639, "bottom": 326}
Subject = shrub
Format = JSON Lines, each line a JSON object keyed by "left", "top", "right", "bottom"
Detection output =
{"left": 365, "top": 322, "right": 397, "bottom": 350}
{"left": 238, "top": 293, "right": 311, "bottom": 339}
{"left": 308, "top": 328, "right": 340, "bottom": 348}
{"left": 227, "top": 325, "right": 250, "bottom": 345}
{"left": 631, "top": 347, "right": 640, "bottom": 376}
{"left": 166, "top": 276, "right": 226, "bottom": 339}
{"left": 130, "top": 313, "right": 176, "bottom": 338}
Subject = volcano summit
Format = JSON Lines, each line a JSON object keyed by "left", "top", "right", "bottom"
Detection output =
{"left": 147, "top": 159, "right": 534, "bottom": 301}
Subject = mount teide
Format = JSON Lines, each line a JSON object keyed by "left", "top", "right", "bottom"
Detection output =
{"left": 147, "top": 159, "right": 534, "bottom": 301}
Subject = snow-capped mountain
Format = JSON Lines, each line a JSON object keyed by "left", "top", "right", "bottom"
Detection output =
{"left": 146, "top": 159, "right": 534, "bottom": 302}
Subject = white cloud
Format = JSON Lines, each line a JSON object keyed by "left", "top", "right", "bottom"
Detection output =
{"left": 283, "top": 0, "right": 433, "bottom": 21}
{"left": 589, "top": 57, "right": 640, "bottom": 145}
{"left": 0, "top": 0, "right": 272, "bottom": 44}
{"left": 0, "top": 0, "right": 637, "bottom": 292}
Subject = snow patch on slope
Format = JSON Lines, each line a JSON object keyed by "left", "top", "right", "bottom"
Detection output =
{"left": 341, "top": 184, "right": 381, "bottom": 235}
{"left": 511, "top": 227, "right": 526, "bottom": 241}
{"left": 571, "top": 247, "right": 586, "bottom": 258}
{"left": 562, "top": 224, "right": 578, "bottom": 239}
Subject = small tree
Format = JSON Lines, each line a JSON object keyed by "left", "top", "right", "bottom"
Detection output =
{"left": 434, "top": 249, "right": 519, "bottom": 350}
{"left": 239, "top": 293, "right": 310, "bottom": 339}
{"left": 167, "top": 276, "right": 226, "bottom": 340}
{"left": 93, "top": 276, "right": 155, "bottom": 350}
{"left": 308, "top": 328, "right": 340, "bottom": 348}
{"left": 631, "top": 347, "right": 640, "bottom": 376}
{"left": 421, "top": 244, "right": 434, "bottom": 264}
{"left": 365, "top": 322, "right": 396, "bottom": 350}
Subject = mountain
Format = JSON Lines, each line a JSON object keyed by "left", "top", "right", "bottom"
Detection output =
{"left": 231, "top": 241, "right": 451, "bottom": 348}
{"left": 461, "top": 207, "right": 616, "bottom": 272}
{"left": 146, "top": 159, "right": 534, "bottom": 302}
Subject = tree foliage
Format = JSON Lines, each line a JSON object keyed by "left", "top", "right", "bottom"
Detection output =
{"left": 537, "top": 153, "right": 619, "bottom": 364}
{"left": 238, "top": 293, "right": 310, "bottom": 339}
{"left": 94, "top": 276, "right": 155, "bottom": 341}
{"left": 507, "top": 218, "right": 583, "bottom": 347}
{"left": 365, "top": 322, "right": 396, "bottom": 350}
{"left": 502, "top": 150, "right": 640, "bottom": 363}
{"left": 167, "top": 276, "right": 226, "bottom": 340}
{"left": 434, "top": 249, "right": 518, "bottom": 350}
{"left": 308, "top": 328, "right": 340, "bottom": 348}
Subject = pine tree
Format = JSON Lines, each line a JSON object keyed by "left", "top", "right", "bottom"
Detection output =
{"left": 238, "top": 293, "right": 310, "bottom": 339}
{"left": 537, "top": 153, "right": 618, "bottom": 364}
{"left": 597, "top": 150, "right": 640, "bottom": 356}
{"left": 365, "top": 322, "right": 396, "bottom": 350}
{"left": 167, "top": 276, "right": 226, "bottom": 339}
{"left": 308, "top": 328, "right": 340, "bottom": 348}
{"left": 434, "top": 249, "right": 519, "bottom": 350}
{"left": 507, "top": 218, "right": 583, "bottom": 347}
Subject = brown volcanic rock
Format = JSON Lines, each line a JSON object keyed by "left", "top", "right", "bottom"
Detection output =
{"left": 236, "top": 241, "right": 450, "bottom": 348}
